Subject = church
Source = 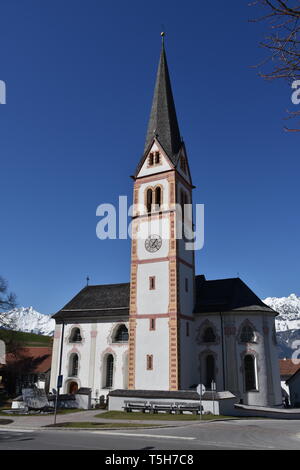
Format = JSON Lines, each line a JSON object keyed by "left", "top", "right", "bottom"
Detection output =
{"left": 50, "top": 39, "right": 282, "bottom": 411}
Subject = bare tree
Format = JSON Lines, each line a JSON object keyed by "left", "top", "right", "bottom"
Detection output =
{"left": 0, "top": 276, "right": 17, "bottom": 329}
{"left": 251, "top": 0, "right": 300, "bottom": 130}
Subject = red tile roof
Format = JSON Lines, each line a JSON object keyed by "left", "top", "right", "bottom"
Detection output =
{"left": 279, "top": 359, "right": 300, "bottom": 377}
{"left": 5, "top": 347, "right": 52, "bottom": 373}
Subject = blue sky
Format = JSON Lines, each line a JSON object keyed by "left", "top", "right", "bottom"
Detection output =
{"left": 0, "top": 0, "right": 299, "bottom": 314}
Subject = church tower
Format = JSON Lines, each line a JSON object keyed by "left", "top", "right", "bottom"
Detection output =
{"left": 128, "top": 38, "right": 195, "bottom": 391}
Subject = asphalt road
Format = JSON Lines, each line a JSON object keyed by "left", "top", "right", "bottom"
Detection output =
{"left": 1, "top": 419, "right": 300, "bottom": 450}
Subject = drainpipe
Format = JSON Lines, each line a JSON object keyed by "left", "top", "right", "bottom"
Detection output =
{"left": 220, "top": 312, "right": 226, "bottom": 391}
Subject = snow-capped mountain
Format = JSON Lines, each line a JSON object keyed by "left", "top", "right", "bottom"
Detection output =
{"left": 0, "top": 306, "right": 55, "bottom": 336}
{"left": 263, "top": 294, "right": 300, "bottom": 358}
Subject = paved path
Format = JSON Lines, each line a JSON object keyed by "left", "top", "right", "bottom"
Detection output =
{"left": 0, "top": 409, "right": 197, "bottom": 429}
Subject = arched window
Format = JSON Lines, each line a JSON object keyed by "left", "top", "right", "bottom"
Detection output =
{"left": 155, "top": 152, "right": 160, "bottom": 164}
{"left": 114, "top": 325, "right": 129, "bottom": 343}
{"left": 69, "top": 354, "right": 79, "bottom": 377}
{"left": 202, "top": 327, "right": 216, "bottom": 343}
{"left": 240, "top": 325, "right": 255, "bottom": 343}
{"left": 146, "top": 188, "right": 153, "bottom": 213}
{"left": 105, "top": 354, "right": 114, "bottom": 388}
{"left": 205, "top": 355, "right": 215, "bottom": 389}
{"left": 69, "top": 327, "right": 82, "bottom": 343}
{"left": 244, "top": 355, "right": 257, "bottom": 391}
{"left": 155, "top": 186, "right": 162, "bottom": 210}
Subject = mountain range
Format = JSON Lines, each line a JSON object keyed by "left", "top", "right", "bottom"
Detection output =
{"left": 1, "top": 294, "right": 300, "bottom": 358}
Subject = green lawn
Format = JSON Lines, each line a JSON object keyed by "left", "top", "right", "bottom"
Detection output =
{"left": 0, "top": 329, "right": 52, "bottom": 347}
{"left": 96, "top": 411, "right": 234, "bottom": 421}
{"left": 45, "top": 421, "right": 162, "bottom": 429}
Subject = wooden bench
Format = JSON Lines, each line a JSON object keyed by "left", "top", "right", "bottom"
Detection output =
{"left": 175, "top": 402, "right": 203, "bottom": 415}
{"left": 123, "top": 400, "right": 150, "bottom": 413}
{"left": 149, "top": 401, "right": 175, "bottom": 414}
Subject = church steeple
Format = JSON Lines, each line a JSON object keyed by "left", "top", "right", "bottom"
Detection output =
{"left": 144, "top": 39, "right": 182, "bottom": 162}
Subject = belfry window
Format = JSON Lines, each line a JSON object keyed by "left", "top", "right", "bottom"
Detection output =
{"left": 202, "top": 327, "right": 216, "bottom": 343}
{"left": 105, "top": 354, "right": 114, "bottom": 388}
{"left": 155, "top": 152, "right": 160, "bottom": 164}
{"left": 240, "top": 325, "right": 256, "bottom": 343}
{"left": 155, "top": 186, "right": 162, "bottom": 210}
{"left": 146, "top": 188, "right": 153, "bottom": 213}
{"left": 244, "top": 355, "right": 257, "bottom": 391}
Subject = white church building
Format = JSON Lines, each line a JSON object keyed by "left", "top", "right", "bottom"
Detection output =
{"left": 50, "top": 40, "right": 282, "bottom": 410}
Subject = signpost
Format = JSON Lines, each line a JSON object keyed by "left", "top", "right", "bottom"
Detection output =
{"left": 196, "top": 383, "right": 205, "bottom": 420}
{"left": 211, "top": 380, "right": 216, "bottom": 415}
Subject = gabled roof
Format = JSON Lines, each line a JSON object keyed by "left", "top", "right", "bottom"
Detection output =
{"left": 135, "top": 42, "right": 182, "bottom": 176}
{"left": 52, "top": 276, "right": 274, "bottom": 324}
{"left": 52, "top": 283, "right": 130, "bottom": 322}
{"left": 194, "top": 275, "right": 276, "bottom": 314}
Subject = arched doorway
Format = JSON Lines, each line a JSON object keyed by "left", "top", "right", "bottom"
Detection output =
{"left": 68, "top": 381, "right": 78, "bottom": 394}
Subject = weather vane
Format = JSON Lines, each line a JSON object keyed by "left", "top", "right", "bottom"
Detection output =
{"left": 86, "top": 276, "right": 90, "bottom": 286}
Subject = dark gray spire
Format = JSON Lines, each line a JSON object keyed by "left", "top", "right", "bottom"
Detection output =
{"left": 144, "top": 42, "right": 182, "bottom": 160}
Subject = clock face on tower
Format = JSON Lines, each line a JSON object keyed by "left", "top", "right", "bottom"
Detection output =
{"left": 145, "top": 234, "right": 162, "bottom": 253}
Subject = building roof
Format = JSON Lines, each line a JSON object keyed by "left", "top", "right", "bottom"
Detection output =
{"left": 4, "top": 347, "right": 52, "bottom": 373}
{"left": 135, "top": 42, "right": 182, "bottom": 176}
{"left": 52, "top": 283, "right": 130, "bottom": 322}
{"left": 52, "top": 275, "right": 275, "bottom": 323}
{"left": 194, "top": 275, "right": 276, "bottom": 314}
{"left": 280, "top": 359, "right": 300, "bottom": 379}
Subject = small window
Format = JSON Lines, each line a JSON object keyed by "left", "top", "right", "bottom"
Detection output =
{"left": 69, "top": 328, "right": 82, "bottom": 343}
{"left": 150, "top": 318, "right": 156, "bottom": 330}
{"left": 240, "top": 325, "right": 255, "bottom": 343}
{"left": 202, "top": 327, "right": 216, "bottom": 343}
{"left": 185, "top": 278, "right": 188, "bottom": 292}
{"left": 149, "top": 153, "right": 154, "bottom": 166}
{"left": 186, "top": 322, "right": 189, "bottom": 337}
{"left": 147, "top": 354, "right": 153, "bottom": 370}
{"left": 149, "top": 276, "right": 156, "bottom": 290}
{"left": 114, "top": 325, "right": 129, "bottom": 342}
{"left": 155, "top": 152, "right": 160, "bottom": 164}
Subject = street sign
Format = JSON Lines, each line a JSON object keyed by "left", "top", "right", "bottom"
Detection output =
{"left": 197, "top": 384, "right": 206, "bottom": 395}
{"left": 57, "top": 375, "right": 63, "bottom": 389}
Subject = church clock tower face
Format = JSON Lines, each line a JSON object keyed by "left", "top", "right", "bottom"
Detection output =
{"left": 145, "top": 234, "right": 162, "bottom": 253}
